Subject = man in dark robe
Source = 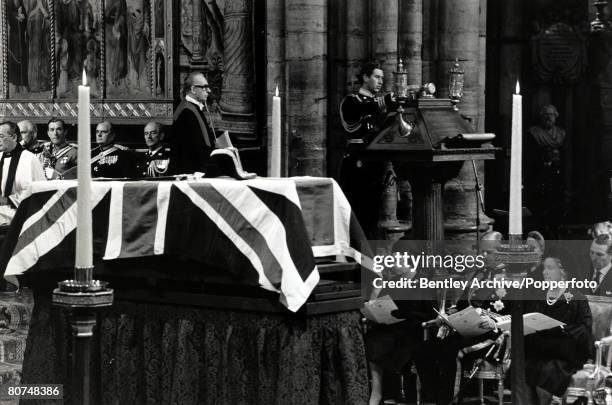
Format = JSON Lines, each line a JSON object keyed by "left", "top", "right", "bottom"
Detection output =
{"left": 169, "top": 72, "right": 216, "bottom": 175}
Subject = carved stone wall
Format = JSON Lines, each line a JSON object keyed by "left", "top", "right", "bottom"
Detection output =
{"left": 0, "top": 0, "right": 175, "bottom": 124}
{"left": 179, "top": 0, "right": 256, "bottom": 139}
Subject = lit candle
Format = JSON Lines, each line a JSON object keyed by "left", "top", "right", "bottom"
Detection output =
{"left": 270, "top": 86, "right": 281, "bottom": 177}
{"left": 75, "top": 69, "right": 93, "bottom": 269}
{"left": 509, "top": 81, "right": 522, "bottom": 236}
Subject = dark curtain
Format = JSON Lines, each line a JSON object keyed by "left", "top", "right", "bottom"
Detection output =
{"left": 21, "top": 289, "right": 368, "bottom": 405}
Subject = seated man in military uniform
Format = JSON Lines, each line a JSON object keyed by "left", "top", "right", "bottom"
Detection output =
{"left": 136, "top": 121, "right": 170, "bottom": 178}
{"left": 91, "top": 121, "right": 136, "bottom": 178}
{"left": 39, "top": 118, "right": 78, "bottom": 179}
{"left": 17, "top": 120, "right": 45, "bottom": 154}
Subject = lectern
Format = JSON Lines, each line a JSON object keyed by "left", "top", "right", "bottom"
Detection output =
{"left": 360, "top": 96, "right": 497, "bottom": 252}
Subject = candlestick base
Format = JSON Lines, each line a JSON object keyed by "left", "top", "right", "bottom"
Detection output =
{"left": 53, "top": 267, "right": 114, "bottom": 308}
{"left": 493, "top": 236, "right": 539, "bottom": 405}
{"left": 52, "top": 270, "right": 113, "bottom": 405}
{"left": 53, "top": 282, "right": 113, "bottom": 308}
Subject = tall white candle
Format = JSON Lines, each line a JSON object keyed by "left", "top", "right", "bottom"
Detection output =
{"left": 509, "top": 81, "right": 522, "bottom": 236}
{"left": 75, "top": 70, "right": 93, "bottom": 269}
{"left": 270, "top": 86, "right": 281, "bottom": 177}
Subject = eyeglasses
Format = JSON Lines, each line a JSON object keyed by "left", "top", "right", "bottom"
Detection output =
{"left": 193, "top": 84, "right": 210, "bottom": 90}
{"left": 144, "top": 131, "right": 159, "bottom": 136}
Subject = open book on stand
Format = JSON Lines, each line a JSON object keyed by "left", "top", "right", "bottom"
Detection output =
{"left": 210, "top": 131, "right": 256, "bottom": 180}
{"left": 436, "top": 306, "right": 565, "bottom": 337}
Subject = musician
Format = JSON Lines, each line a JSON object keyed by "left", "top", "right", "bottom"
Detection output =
{"left": 17, "top": 120, "right": 44, "bottom": 154}
{"left": 136, "top": 121, "right": 170, "bottom": 178}
{"left": 338, "top": 61, "right": 398, "bottom": 237}
{"left": 39, "top": 118, "right": 78, "bottom": 179}
{"left": 0, "top": 121, "right": 45, "bottom": 224}
{"left": 91, "top": 121, "right": 136, "bottom": 178}
{"left": 169, "top": 71, "right": 216, "bottom": 175}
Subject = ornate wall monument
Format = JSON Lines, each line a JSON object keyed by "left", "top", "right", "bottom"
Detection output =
{"left": 0, "top": 0, "right": 176, "bottom": 124}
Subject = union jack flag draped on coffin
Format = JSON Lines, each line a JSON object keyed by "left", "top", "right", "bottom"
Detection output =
{"left": 0, "top": 177, "right": 370, "bottom": 311}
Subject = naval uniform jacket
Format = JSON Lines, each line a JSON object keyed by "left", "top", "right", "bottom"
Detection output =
{"left": 38, "top": 142, "right": 78, "bottom": 179}
{"left": 136, "top": 146, "right": 171, "bottom": 178}
{"left": 338, "top": 89, "right": 396, "bottom": 235}
{"left": 91, "top": 144, "right": 136, "bottom": 178}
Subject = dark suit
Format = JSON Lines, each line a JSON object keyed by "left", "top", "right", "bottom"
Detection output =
{"left": 592, "top": 267, "right": 612, "bottom": 297}
{"left": 169, "top": 98, "right": 215, "bottom": 175}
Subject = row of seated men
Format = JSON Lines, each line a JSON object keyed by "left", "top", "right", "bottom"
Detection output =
{"left": 0, "top": 119, "right": 170, "bottom": 224}
{"left": 366, "top": 230, "right": 612, "bottom": 405}
{"left": 20, "top": 118, "right": 170, "bottom": 180}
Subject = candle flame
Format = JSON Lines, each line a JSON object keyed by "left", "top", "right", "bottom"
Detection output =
{"left": 82, "top": 69, "right": 87, "bottom": 86}
{"left": 275, "top": 86, "right": 279, "bottom": 97}
{"left": 515, "top": 81, "right": 520, "bottom": 95}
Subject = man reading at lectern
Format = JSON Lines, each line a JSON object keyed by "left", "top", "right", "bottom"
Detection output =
{"left": 169, "top": 72, "right": 216, "bottom": 175}
{"left": 339, "top": 62, "right": 398, "bottom": 237}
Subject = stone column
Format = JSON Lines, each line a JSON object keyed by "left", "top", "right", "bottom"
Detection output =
{"left": 399, "top": 0, "right": 423, "bottom": 85}
{"left": 590, "top": 28, "right": 612, "bottom": 216}
{"left": 327, "top": 0, "right": 369, "bottom": 180}
{"left": 285, "top": 0, "right": 327, "bottom": 176}
{"left": 422, "top": 0, "right": 438, "bottom": 84}
{"left": 371, "top": 0, "right": 399, "bottom": 92}
{"left": 267, "top": 0, "right": 286, "bottom": 174}
{"left": 436, "top": 0, "right": 492, "bottom": 240}
{"left": 191, "top": 0, "right": 204, "bottom": 63}
{"left": 218, "top": 0, "right": 254, "bottom": 115}
{"left": 346, "top": 1, "right": 369, "bottom": 92}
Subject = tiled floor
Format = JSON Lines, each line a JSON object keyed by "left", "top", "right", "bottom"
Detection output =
{"left": 0, "top": 289, "right": 33, "bottom": 405}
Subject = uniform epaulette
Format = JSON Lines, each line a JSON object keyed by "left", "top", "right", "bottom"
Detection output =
{"left": 115, "top": 144, "right": 129, "bottom": 150}
{"left": 349, "top": 93, "right": 363, "bottom": 103}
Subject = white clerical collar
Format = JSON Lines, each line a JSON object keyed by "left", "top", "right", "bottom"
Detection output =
{"left": 185, "top": 95, "right": 205, "bottom": 111}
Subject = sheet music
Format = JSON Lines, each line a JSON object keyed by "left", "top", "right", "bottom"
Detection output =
{"left": 435, "top": 306, "right": 491, "bottom": 337}
{"left": 363, "top": 295, "right": 404, "bottom": 325}
{"left": 493, "top": 312, "right": 565, "bottom": 335}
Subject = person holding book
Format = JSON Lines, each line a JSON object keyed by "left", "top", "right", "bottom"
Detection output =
{"left": 363, "top": 265, "right": 437, "bottom": 405}
{"left": 413, "top": 231, "right": 508, "bottom": 405}
{"left": 524, "top": 257, "right": 592, "bottom": 405}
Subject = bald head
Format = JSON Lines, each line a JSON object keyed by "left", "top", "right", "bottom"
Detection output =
{"left": 17, "top": 120, "right": 37, "bottom": 146}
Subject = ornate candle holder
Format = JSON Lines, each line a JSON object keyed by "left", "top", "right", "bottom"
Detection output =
{"left": 448, "top": 58, "right": 465, "bottom": 111}
{"left": 52, "top": 267, "right": 113, "bottom": 404}
{"left": 492, "top": 235, "right": 540, "bottom": 405}
{"left": 592, "top": 1, "right": 611, "bottom": 32}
